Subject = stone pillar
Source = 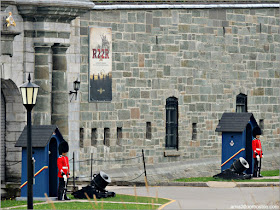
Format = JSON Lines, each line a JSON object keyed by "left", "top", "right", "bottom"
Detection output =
{"left": 51, "top": 43, "right": 69, "bottom": 140}
{"left": 33, "top": 43, "right": 52, "bottom": 125}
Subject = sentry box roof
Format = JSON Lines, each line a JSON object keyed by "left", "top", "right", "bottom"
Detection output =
{"left": 15, "top": 125, "right": 63, "bottom": 147}
{"left": 215, "top": 113, "right": 256, "bottom": 133}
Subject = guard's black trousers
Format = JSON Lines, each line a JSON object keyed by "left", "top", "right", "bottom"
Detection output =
{"left": 253, "top": 158, "right": 262, "bottom": 177}
{"left": 57, "top": 178, "right": 68, "bottom": 200}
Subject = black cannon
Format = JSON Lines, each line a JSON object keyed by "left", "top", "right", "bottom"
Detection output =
{"left": 72, "top": 171, "right": 116, "bottom": 199}
{"left": 230, "top": 157, "right": 249, "bottom": 174}
{"left": 213, "top": 157, "right": 252, "bottom": 180}
{"left": 91, "top": 171, "right": 111, "bottom": 191}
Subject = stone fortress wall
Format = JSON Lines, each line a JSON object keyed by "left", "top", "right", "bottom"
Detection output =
{"left": 77, "top": 5, "right": 280, "bottom": 178}
{"left": 1, "top": 1, "right": 279, "bottom": 182}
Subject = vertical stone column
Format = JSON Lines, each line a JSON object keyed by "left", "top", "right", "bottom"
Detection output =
{"left": 33, "top": 43, "right": 52, "bottom": 125}
{"left": 51, "top": 43, "right": 70, "bottom": 140}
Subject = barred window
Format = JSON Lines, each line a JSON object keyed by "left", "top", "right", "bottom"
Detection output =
{"left": 236, "top": 93, "right": 247, "bottom": 113}
{"left": 165, "top": 97, "right": 178, "bottom": 149}
{"left": 192, "top": 123, "right": 197, "bottom": 140}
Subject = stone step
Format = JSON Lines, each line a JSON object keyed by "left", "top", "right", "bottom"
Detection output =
{"left": 1, "top": 182, "right": 21, "bottom": 198}
{"left": 1, "top": 187, "right": 7, "bottom": 198}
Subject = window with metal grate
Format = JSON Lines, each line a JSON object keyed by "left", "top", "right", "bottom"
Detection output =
{"left": 165, "top": 97, "right": 178, "bottom": 149}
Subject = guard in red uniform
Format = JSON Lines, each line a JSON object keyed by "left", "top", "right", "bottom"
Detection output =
{"left": 252, "top": 127, "right": 263, "bottom": 177}
{"left": 57, "top": 141, "right": 71, "bottom": 200}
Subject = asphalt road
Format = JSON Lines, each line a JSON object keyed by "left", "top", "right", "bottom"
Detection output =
{"left": 107, "top": 186, "right": 280, "bottom": 209}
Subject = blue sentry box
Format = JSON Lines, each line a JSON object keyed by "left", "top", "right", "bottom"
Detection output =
{"left": 16, "top": 125, "right": 64, "bottom": 198}
{"left": 216, "top": 113, "right": 259, "bottom": 174}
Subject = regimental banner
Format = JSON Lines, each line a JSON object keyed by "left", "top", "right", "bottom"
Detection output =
{"left": 89, "top": 27, "right": 112, "bottom": 101}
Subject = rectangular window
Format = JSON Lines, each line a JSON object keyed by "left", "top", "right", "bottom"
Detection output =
{"left": 117, "top": 127, "right": 122, "bottom": 146}
{"left": 236, "top": 93, "right": 247, "bottom": 113}
{"left": 165, "top": 97, "right": 178, "bottom": 149}
{"left": 104, "top": 128, "right": 110, "bottom": 147}
{"left": 259, "top": 119, "right": 264, "bottom": 130}
{"left": 80, "top": 128, "right": 84, "bottom": 148}
{"left": 192, "top": 123, "right": 197, "bottom": 140}
{"left": 91, "top": 128, "right": 97, "bottom": 146}
{"left": 146, "top": 122, "right": 151, "bottom": 139}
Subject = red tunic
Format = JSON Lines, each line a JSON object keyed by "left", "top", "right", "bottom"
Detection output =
{"left": 252, "top": 138, "right": 263, "bottom": 158}
{"left": 57, "top": 155, "right": 70, "bottom": 178}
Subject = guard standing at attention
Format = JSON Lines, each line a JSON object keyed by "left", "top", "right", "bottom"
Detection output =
{"left": 252, "top": 126, "right": 263, "bottom": 177}
{"left": 57, "top": 141, "right": 71, "bottom": 200}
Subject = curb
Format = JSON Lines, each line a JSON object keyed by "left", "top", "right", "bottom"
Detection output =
{"left": 235, "top": 182, "right": 280, "bottom": 187}
{"left": 155, "top": 182, "right": 208, "bottom": 187}
{"left": 73, "top": 180, "right": 280, "bottom": 189}
{"left": 110, "top": 181, "right": 208, "bottom": 187}
{"left": 147, "top": 181, "right": 280, "bottom": 188}
{"left": 159, "top": 181, "right": 280, "bottom": 188}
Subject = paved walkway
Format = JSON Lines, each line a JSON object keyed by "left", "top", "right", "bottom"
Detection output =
{"left": 6, "top": 176, "right": 279, "bottom": 209}
{"left": 107, "top": 185, "right": 280, "bottom": 209}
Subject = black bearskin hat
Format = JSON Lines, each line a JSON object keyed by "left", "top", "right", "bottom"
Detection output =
{"left": 59, "top": 141, "right": 69, "bottom": 154}
{"left": 252, "top": 126, "right": 262, "bottom": 138}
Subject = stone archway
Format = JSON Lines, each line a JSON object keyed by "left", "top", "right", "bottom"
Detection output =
{"left": 1, "top": 79, "right": 26, "bottom": 182}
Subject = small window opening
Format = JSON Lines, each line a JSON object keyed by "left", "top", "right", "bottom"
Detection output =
{"left": 80, "top": 128, "right": 84, "bottom": 148}
{"left": 146, "top": 122, "right": 152, "bottom": 139}
{"left": 259, "top": 119, "right": 264, "bottom": 130}
{"left": 91, "top": 128, "right": 97, "bottom": 146}
{"left": 192, "top": 123, "right": 197, "bottom": 140}
{"left": 104, "top": 128, "right": 110, "bottom": 147}
{"left": 236, "top": 93, "right": 247, "bottom": 113}
{"left": 117, "top": 127, "right": 122, "bottom": 145}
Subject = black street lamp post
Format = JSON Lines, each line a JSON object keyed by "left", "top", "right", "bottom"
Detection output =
{"left": 19, "top": 74, "right": 39, "bottom": 209}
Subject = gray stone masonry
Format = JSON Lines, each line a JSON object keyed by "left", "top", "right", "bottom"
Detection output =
{"left": 1, "top": 79, "right": 25, "bottom": 181}
{"left": 1, "top": 0, "right": 94, "bottom": 184}
{"left": 77, "top": 7, "right": 280, "bottom": 178}
{"left": 2, "top": 2, "right": 280, "bottom": 183}
{"left": 33, "top": 43, "right": 52, "bottom": 126}
{"left": 51, "top": 44, "right": 70, "bottom": 140}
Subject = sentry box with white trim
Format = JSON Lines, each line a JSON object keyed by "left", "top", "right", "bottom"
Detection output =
{"left": 15, "top": 125, "right": 64, "bottom": 199}
{"left": 215, "top": 113, "right": 259, "bottom": 174}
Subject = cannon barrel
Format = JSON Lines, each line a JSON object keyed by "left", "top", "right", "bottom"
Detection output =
{"left": 230, "top": 157, "right": 249, "bottom": 174}
{"left": 92, "top": 171, "right": 111, "bottom": 191}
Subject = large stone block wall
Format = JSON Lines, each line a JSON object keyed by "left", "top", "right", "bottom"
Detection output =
{"left": 2, "top": 4, "right": 279, "bottom": 181}
{"left": 77, "top": 7, "right": 280, "bottom": 175}
{"left": 67, "top": 17, "right": 82, "bottom": 163}
{"left": 1, "top": 5, "right": 83, "bottom": 181}
{"left": 1, "top": 5, "right": 26, "bottom": 182}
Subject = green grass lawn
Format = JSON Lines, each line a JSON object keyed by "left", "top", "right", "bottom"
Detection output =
{"left": 1, "top": 199, "right": 43, "bottom": 208}
{"left": 68, "top": 193, "right": 169, "bottom": 204}
{"left": 174, "top": 170, "right": 280, "bottom": 183}
{"left": 13, "top": 202, "right": 160, "bottom": 209}
{"left": 261, "top": 169, "right": 279, "bottom": 177}
{"left": 1, "top": 194, "right": 170, "bottom": 209}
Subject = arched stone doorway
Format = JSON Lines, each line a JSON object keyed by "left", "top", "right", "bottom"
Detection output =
{"left": 1, "top": 78, "right": 26, "bottom": 182}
